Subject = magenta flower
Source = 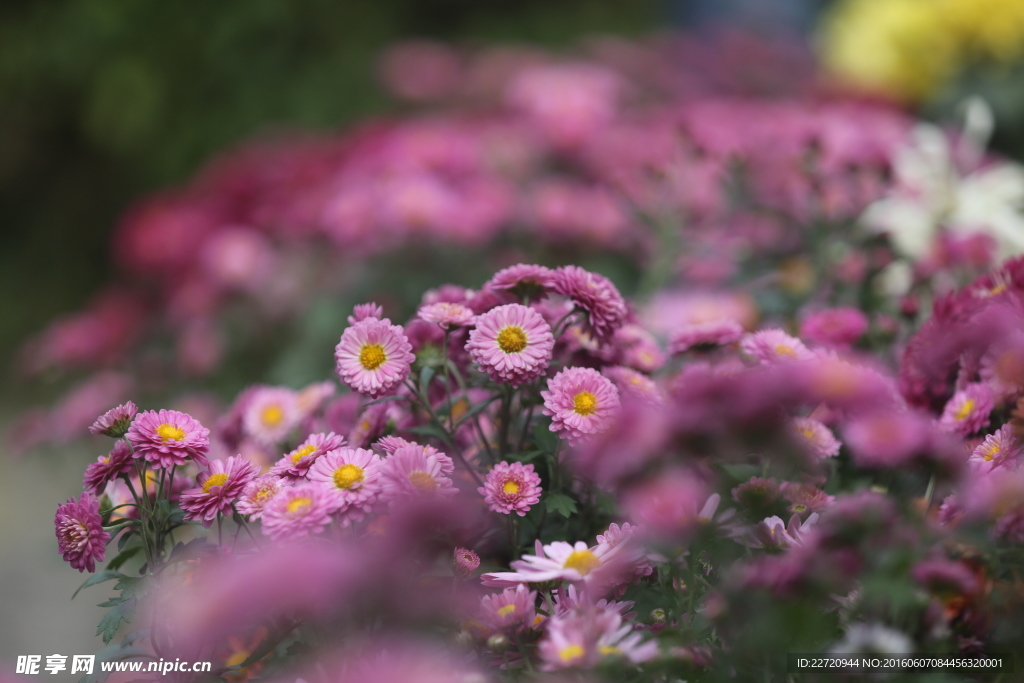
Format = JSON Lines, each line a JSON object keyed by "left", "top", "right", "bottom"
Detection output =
{"left": 790, "top": 417, "right": 842, "bottom": 458}
{"left": 88, "top": 401, "right": 138, "bottom": 437}
{"left": 82, "top": 440, "right": 135, "bottom": 495}
{"left": 479, "top": 461, "right": 542, "bottom": 516}
{"left": 55, "top": 493, "right": 110, "bottom": 573}
{"left": 260, "top": 484, "right": 334, "bottom": 542}
{"left": 552, "top": 265, "right": 627, "bottom": 345}
{"left": 741, "top": 329, "right": 814, "bottom": 364}
{"left": 843, "top": 411, "right": 936, "bottom": 468}
{"left": 980, "top": 330, "right": 1024, "bottom": 398}
{"left": 269, "top": 431, "right": 346, "bottom": 481}
{"left": 236, "top": 475, "right": 285, "bottom": 520}
{"left": 180, "top": 456, "right": 260, "bottom": 527}
{"left": 969, "top": 423, "right": 1023, "bottom": 470}
{"left": 541, "top": 367, "right": 620, "bottom": 445}
{"left": 478, "top": 584, "right": 538, "bottom": 635}
{"left": 242, "top": 386, "right": 300, "bottom": 445}
{"left": 668, "top": 319, "right": 744, "bottom": 354}
{"left": 417, "top": 301, "right": 476, "bottom": 329}
{"left": 347, "top": 301, "right": 384, "bottom": 325}
{"left": 453, "top": 547, "right": 480, "bottom": 578}
{"left": 939, "top": 383, "right": 994, "bottom": 436}
{"left": 307, "top": 447, "right": 383, "bottom": 522}
{"left": 781, "top": 482, "right": 836, "bottom": 515}
{"left": 538, "top": 605, "right": 658, "bottom": 671}
{"left": 126, "top": 409, "right": 210, "bottom": 468}
{"left": 602, "top": 366, "right": 662, "bottom": 405}
{"left": 799, "top": 308, "right": 868, "bottom": 348}
{"left": 335, "top": 317, "right": 415, "bottom": 398}
{"left": 466, "top": 303, "right": 554, "bottom": 387}
{"left": 485, "top": 263, "right": 556, "bottom": 299}
{"left": 379, "top": 443, "right": 458, "bottom": 503}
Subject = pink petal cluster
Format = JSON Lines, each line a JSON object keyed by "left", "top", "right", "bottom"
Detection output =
{"left": 938, "top": 383, "right": 994, "bottom": 436}
{"left": 235, "top": 475, "right": 286, "bottom": 520}
{"left": 88, "top": 401, "right": 138, "bottom": 437}
{"left": 466, "top": 303, "right": 554, "bottom": 386}
{"left": 83, "top": 440, "right": 135, "bottom": 494}
{"left": 478, "top": 584, "right": 538, "bottom": 635}
{"left": 668, "top": 319, "right": 744, "bottom": 354}
{"left": 269, "top": 431, "right": 346, "bottom": 481}
{"left": 538, "top": 605, "right": 658, "bottom": 671}
{"left": 179, "top": 456, "right": 261, "bottom": 526}
{"left": 335, "top": 317, "right": 415, "bottom": 398}
{"left": 969, "top": 423, "right": 1023, "bottom": 471}
{"left": 741, "top": 328, "right": 815, "bottom": 364}
{"left": 479, "top": 461, "right": 542, "bottom": 516}
{"left": 260, "top": 483, "right": 334, "bottom": 541}
{"left": 379, "top": 443, "right": 458, "bottom": 503}
{"left": 417, "top": 301, "right": 476, "bottom": 329}
{"left": 55, "top": 493, "right": 110, "bottom": 573}
{"left": 799, "top": 307, "right": 869, "bottom": 348}
{"left": 791, "top": 417, "right": 842, "bottom": 458}
{"left": 453, "top": 547, "right": 480, "bottom": 578}
{"left": 541, "top": 367, "right": 620, "bottom": 444}
{"left": 242, "top": 386, "right": 301, "bottom": 445}
{"left": 485, "top": 263, "right": 556, "bottom": 299}
{"left": 126, "top": 409, "right": 210, "bottom": 468}
{"left": 307, "top": 447, "right": 383, "bottom": 524}
{"left": 552, "top": 265, "right": 627, "bottom": 345}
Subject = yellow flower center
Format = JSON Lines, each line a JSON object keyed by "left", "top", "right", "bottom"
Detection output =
{"left": 798, "top": 426, "right": 815, "bottom": 440}
{"left": 981, "top": 443, "right": 1001, "bottom": 462}
{"left": 563, "top": 549, "right": 601, "bottom": 576}
{"left": 774, "top": 344, "right": 797, "bottom": 358}
{"left": 599, "top": 645, "right": 620, "bottom": 656}
{"left": 559, "top": 644, "right": 585, "bottom": 663}
{"left": 332, "top": 463, "right": 365, "bottom": 490}
{"left": 359, "top": 343, "right": 387, "bottom": 370}
{"left": 409, "top": 471, "right": 438, "bottom": 494}
{"left": 224, "top": 650, "right": 249, "bottom": 669}
{"left": 496, "top": 326, "right": 528, "bottom": 354}
{"left": 954, "top": 398, "right": 976, "bottom": 421}
{"left": 792, "top": 504, "right": 807, "bottom": 512}
{"left": 502, "top": 480, "right": 521, "bottom": 496}
{"left": 290, "top": 443, "right": 318, "bottom": 464}
{"left": 156, "top": 423, "right": 186, "bottom": 442}
{"left": 286, "top": 496, "right": 312, "bottom": 514}
{"left": 572, "top": 391, "right": 598, "bottom": 416}
{"left": 497, "top": 604, "right": 517, "bottom": 617}
{"left": 254, "top": 488, "right": 272, "bottom": 502}
{"left": 202, "top": 472, "right": 230, "bottom": 493}
{"left": 261, "top": 405, "right": 284, "bottom": 427}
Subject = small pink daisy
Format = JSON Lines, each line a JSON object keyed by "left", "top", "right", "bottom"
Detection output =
{"left": 307, "top": 447, "right": 383, "bottom": 522}
{"left": 979, "top": 331, "right": 1024, "bottom": 398}
{"left": 55, "top": 493, "right": 110, "bottom": 573}
{"left": 939, "top": 383, "right": 994, "bottom": 436}
{"left": 969, "top": 423, "right": 1023, "bottom": 470}
{"left": 375, "top": 435, "right": 414, "bottom": 455}
{"left": 541, "top": 367, "right": 620, "bottom": 445}
{"left": 602, "top": 366, "right": 662, "bottom": 405}
{"left": 453, "top": 547, "right": 481, "bottom": 578}
{"left": 781, "top": 482, "right": 835, "bottom": 515}
{"left": 466, "top": 303, "right": 554, "bottom": 387}
{"left": 88, "top": 401, "right": 138, "bottom": 438}
{"left": 335, "top": 317, "right": 415, "bottom": 398}
{"left": 552, "top": 265, "right": 627, "bottom": 345}
{"left": 236, "top": 475, "right": 285, "bottom": 520}
{"left": 83, "top": 441, "right": 135, "bottom": 495}
{"left": 347, "top": 301, "right": 383, "bottom": 325}
{"left": 179, "top": 455, "right": 261, "bottom": 527}
{"left": 479, "top": 461, "right": 543, "bottom": 516}
{"left": 126, "top": 409, "right": 210, "bottom": 468}
{"left": 268, "top": 431, "right": 346, "bottom": 481}
{"left": 790, "top": 417, "right": 842, "bottom": 458}
{"left": 799, "top": 308, "right": 868, "bottom": 348}
{"left": 740, "top": 329, "right": 814, "bottom": 365}
{"left": 485, "top": 264, "right": 556, "bottom": 300}
{"left": 379, "top": 443, "right": 458, "bottom": 504}
{"left": 479, "top": 584, "right": 538, "bottom": 635}
{"left": 417, "top": 302, "right": 476, "bottom": 329}
{"left": 260, "top": 483, "right": 334, "bottom": 541}
{"left": 668, "top": 319, "right": 744, "bottom": 354}
{"left": 482, "top": 540, "right": 620, "bottom": 588}
{"left": 242, "top": 386, "right": 300, "bottom": 445}
{"left": 538, "top": 606, "right": 658, "bottom": 671}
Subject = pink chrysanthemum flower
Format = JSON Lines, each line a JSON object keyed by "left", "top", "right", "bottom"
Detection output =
{"left": 55, "top": 493, "right": 110, "bottom": 573}
{"left": 296, "top": 381, "right": 336, "bottom": 418}
{"left": 126, "top": 409, "right": 210, "bottom": 468}
{"left": 969, "top": 423, "right": 1023, "bottom": 470}
{"left": 453, "top": 547, "right": 480, "bottom": 578}
{"left": 466, "top": 303, "right": 554, "bottom": 387}
{"left": 486, "top": 264, "right": 556, "bottom": 300}
{"left": 602, "top": 366, "right": 662, "bottom": 405}
{"left": 482, "top": 540, "right": 620, "bottom": 587}
{"left": 268, "top": 431, "right": 346, "bottom": 481}
{"left": 538, "top": 606, "right": 658, "bottom": 671}
{"left": 741, "top": 329, "right": 814, "bottom": 364}
{"left": 347, "top": 301, "right": 383, "bottom": 325}
{"left": 799, "top": 308, "right": 868, "bottom": 348}
{"left": 790, "top": 417, "right": 842, "bottom": 458}
{"left": 179, "top": 455, "right": 260, "bottom": 527}
{"left": 479, "top": 584, "right": 538, "bottom": 635}
{"left": 83, "top": 441, "right": 135, "bottom": 495}
{"left": 596, "top": 522, "right": 654, "bottom": 585}
{"left": 243, "top": 386, "right": 300, "bottom": 445}
{"left": 375, "top": 435, "right": 414, "bottom": 455}
{"left": 479, "top": 461, "right": 543, "bottom": 516}
{"left": 307, "top": 447, "right": 383, "bottom": 522}
{"left": 417, "top": 302, "right": 476, "bottom": 329}
{"left": 260, "top": 483, "right": 333, "bottom": 541}
{"left": 379, "top": 443, "right": 458, "bottom": 503}
{"left": 939, "top": 383, "right": 994, "bottom": 436}
{"left": 781, "top": 482, "right": 836, "bottom": 515}
{"left": 979, "top": 331, "right": 1024, "bottom": 398}
{"left": 335, "top": 317, "right": 415, "bottom": 398}
{"left": 552, "top": 265, "right": 627, "bottom": 345}
{"left": 668, "top": 319, "right": 744, "bottom": 354}
{"left": 88, "top": 401, "right": 138, "bottom": 437}
{"left": 236, "top": 475, "right": 285, "bottom": 520}
{"left": 541, "top": 367, "right": 620, "bottom": 445}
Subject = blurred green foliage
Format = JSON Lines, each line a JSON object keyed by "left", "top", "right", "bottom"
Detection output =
{"left": 0, "top": 0, "right": 660, "bottom": 366}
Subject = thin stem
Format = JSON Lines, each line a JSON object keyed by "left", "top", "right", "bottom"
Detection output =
{"left": 498, "top": 385, "right": 513, "bottom": 459}
{"left": 517, "top": 401, "right": 535, "bottom": 452}
{"left": 442, "top": 331, "right": 454, "bottom": 433}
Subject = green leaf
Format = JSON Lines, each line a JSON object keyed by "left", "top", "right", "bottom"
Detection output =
{"left": 97, "top": 598, "right": 136, "bottom": 643}
{"left": 546, "top": 493, "right": 578, "bottom": 518}
{"left": 106, "top": 546, "right": 141, "bottom": 572}
{"left": 113, "top": 576, "right": 145, "bottom": 600}
{"left": 117, "top": 528, "right": 137, "bottom": 551}
{"left": 72, "top": 570, "right": 128, "bottom": 600}
{"left": 532, "top": 421, "right": 559, "bottom": 453}
{"left": 363, "top": 395, "right": 410, "bottom": 407}
{"left": 405, "top": 423, "right": 449, "bottom": 442}
{"left": 418, "top": 366, "right": 436, "bottom": 396}
{"left": 454, "top": 396, "right": 500, "bottom": 428}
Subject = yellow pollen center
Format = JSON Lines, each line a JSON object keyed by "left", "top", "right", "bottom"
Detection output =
{"left": 954, "top": 399, "right": 976, "bottom": 421}
{"left": 572, "top": 391, "right": 598, "bottom": 416}
{"left": 559, "top": 644, "right": 585, "bottom": 663}
{"left": 409, "top": 471, "right": 438, "bottom": 494}
{"left": 286, "top": 496, "right": 312, "bottom": 514}
{"left": 982, "top": 444, "right": 1001, "bottom": 462}
{"left": 254, "top": 488, "right": 272, "bottom": 502}
{"left": 156, "top": 423, "right": 186, "bottom": 442}
{"left": 359, "top": 343, "right": 387, "bottom": 370}
{"left": 290, "top": 443, "right": 318, "bottom": 464}
{"left": 563, "top": 549, "right": 601, "bottom": 576}
{"left": 496, "top": 326, "right": 528, "bottom": 354}
{"left": 497, "top": 604, "right": 517, "bottom": 617}
{"left": 599, "top": 645, "right": 620, "bottom": 656}
{"left": 333, "top": 464, "right": 365, "bottom": 490}
{"left": 793, "top": 504, "right": 807, "bottom": 512}
{"left": 798, "top": 427, "right": 815, "bottom": 440}
{"left": 775, "top": 344, "right": 797, "bottom": 358}
{"left": 261, "top": 405, "right": 284, "bottom": 427}
{"left": 502, "top": 480, "right": 521, "bottom": 496}
{"left": 202, "top": 472, "right": 229, "bottom": 493}
{"left": 224, "top": 651, "right": 249, "bottom": 669}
